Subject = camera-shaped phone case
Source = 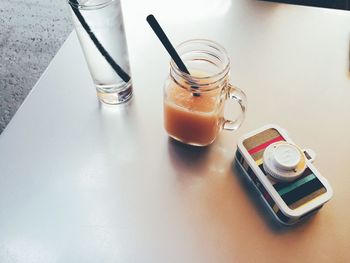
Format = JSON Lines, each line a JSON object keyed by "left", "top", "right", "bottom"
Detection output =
{"left": 235, "top": 124, "right": 333, "bottom": 225}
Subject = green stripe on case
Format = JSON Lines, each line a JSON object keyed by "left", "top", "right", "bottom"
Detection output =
{"left": 277, "top": 173, "right": 316, "bottom": 196}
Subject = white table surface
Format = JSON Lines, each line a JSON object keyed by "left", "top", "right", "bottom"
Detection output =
{"left": 1, "top": 0, "right": 350, "bottom": 262}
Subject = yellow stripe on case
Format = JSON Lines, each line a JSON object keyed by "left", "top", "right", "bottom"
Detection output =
{"left": 255, "top": 158, "right": 263, "bottom": 166}
{"left": 273, "top": 204, "right": 280, "bottom": 213}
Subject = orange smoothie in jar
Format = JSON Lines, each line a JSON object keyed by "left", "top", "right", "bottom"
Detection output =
{"left": 163, "top": 39, "right": 247, "bottom": 146}
{"left": 164, "top": 81, "right": 223, "bottom": 146}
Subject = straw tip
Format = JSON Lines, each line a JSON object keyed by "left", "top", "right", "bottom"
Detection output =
{"left": 146, "top": 14, "right": 155, "bottom": 22}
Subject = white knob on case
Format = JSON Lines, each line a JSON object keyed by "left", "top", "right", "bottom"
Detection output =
{"left": 303, "top": 148, "right": 316, "bottom": 163}
{"left": 273, "top": 143, "right": 301, "bottom": 171}
{"left": 263, "top": 142, "right": 307, "bottom": 182}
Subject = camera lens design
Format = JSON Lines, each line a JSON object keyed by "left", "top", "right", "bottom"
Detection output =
{"left": 263, "top": 142, "right": 307, "bottom": 182}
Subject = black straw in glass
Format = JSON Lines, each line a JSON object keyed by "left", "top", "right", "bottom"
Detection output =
{"left": 69, "top": 0, "right": 130, "bottom": 83}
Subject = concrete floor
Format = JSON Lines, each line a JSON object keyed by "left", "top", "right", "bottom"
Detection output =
{"left": 0, "top": 0, "right": 72, "bottom": 133}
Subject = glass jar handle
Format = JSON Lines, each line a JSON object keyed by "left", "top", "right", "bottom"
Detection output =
{"left": 223, "top": 84, "right": 247, "bottom": 131}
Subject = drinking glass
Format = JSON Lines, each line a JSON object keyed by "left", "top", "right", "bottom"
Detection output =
{"left": 68, "top": 0, "right": 132, "bottom": 104}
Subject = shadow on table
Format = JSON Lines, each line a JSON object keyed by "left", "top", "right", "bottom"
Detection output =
{"left": 97, "top": 96, "right": 135, "bottom": 115}
{"left": 167, "top": 137, "right": 212, "bottom": 175}
{"left": 231, "top": 160, "right": 317, "bottom": 234}
{"left": 96, "top": 98, "right": 140, "bottom": 152}
{"left": 97, "top": 97, "right": 139, "bottom": 130}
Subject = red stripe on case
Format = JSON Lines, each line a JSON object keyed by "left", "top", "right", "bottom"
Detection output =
{"left": 248, "top": 136, "right": 284, "bottom": 155}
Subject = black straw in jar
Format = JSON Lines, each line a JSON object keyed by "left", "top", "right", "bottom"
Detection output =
{"left": 146, "top": 14, "right": 200, "bottom": 96}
